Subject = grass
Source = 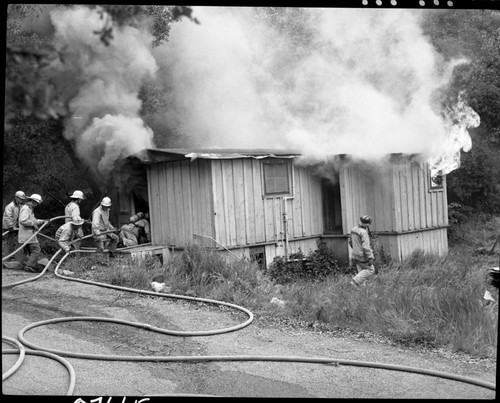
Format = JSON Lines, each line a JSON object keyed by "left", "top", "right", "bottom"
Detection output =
{"left": 67, "top": 214, "right": 499, "bottom": 360}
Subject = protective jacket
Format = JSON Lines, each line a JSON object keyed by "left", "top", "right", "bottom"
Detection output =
{"left": 18, "top": 204, "right": 44, "bottom": 244}
{"left": 55, "top": 222, "right": 80, "bottom": 252}
{"left": 349, "top": 225, "right": 374, "bottom": 262}
{"left": 64, "top": 201, "right": 84, "bottom": 237}
{"left": 119, "top": 223, "right": 140, "bottom": 247}
{"left": 91, "top": 206, "right": 115, "bottom": 236}
{"left": 135, "top": 218, "right": 151, "bottom": 242}
{"left": 65, "top": 201, "right": 80, "bottom": 223}
{"left": 3, "top": 201, "right": 21, "bottom": 230}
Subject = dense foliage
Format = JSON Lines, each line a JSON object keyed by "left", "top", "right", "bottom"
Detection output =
{"left": 265, "top": 241, "right": 344, "bottom": 284}
{"left": 422, "top": 9, "right": 500, "bottom": 213}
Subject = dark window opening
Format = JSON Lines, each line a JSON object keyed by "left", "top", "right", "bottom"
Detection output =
{"left": 322, "top": 175, "right": 343, "bottom": 234}
{"left": 429, "top": 171, "right": 444, "bottom": 191}
{"left": 250, "top": 246, "right": 266, "bottom": 270}
{"left": 263, "top": 158, "right": 292, "bottom": 196}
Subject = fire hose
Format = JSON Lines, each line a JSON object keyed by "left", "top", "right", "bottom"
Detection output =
{"left": 2, "top": 218, "right": 497, "bottom": 396}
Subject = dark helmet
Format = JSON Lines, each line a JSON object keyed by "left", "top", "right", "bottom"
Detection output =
{"left": 360, "top": 215, "right": 372, "bottom": 225}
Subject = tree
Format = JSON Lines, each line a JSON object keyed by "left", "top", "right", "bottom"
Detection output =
{"left": 422, "top": 9, "right": 500, "bottom": 213}
{"left": 4, "top": 5, "right": 198, "bottom": 212}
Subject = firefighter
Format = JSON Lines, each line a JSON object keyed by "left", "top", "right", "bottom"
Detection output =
{"left": 119, "top": 215, "right": 140, "bottom": 247}
{"left": 18, "top": 194, "right": 48, "bottom": 272}
{"left": 2, "top": 190, "right": 27, "bottom": 261}
{"left": 135, "top": 212, "right": 151, "bottom": 244}
{"left": 65, "top": 190, "right": 85, "bottom": 223}
{"left": 55, "top": 216, "right": 85, "bottom": 253}
{"left": 348, "top": 214, "right": 377, "bottom": 288}
{"left": 91, "top": 197, "right": 119, "bottom": 257}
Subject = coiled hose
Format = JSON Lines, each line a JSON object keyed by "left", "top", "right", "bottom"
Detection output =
{"left": 2, "top": 219, "right": 497, "bottom": 396}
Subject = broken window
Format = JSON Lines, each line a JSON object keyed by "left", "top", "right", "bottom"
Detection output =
{"left": 429, "top": 171, "right": 444, "bottom": 191}
{"left": 262, "top": 158, "right": 292, "bottom": 196}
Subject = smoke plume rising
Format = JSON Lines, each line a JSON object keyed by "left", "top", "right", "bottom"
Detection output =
{"left": 152, "top": 7, "right": 479, "bottom": 173}
{"left": 49, "top": 6, "right": 157, "bottom": 179}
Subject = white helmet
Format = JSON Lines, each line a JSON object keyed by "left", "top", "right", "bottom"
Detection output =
{"left": 70, "top": 190, "right": 85, "bottom": 199}
{"left": 15, "top": 191, "right": 26, "bottom": 200}
{"left": 71, "top": 216, "right": 85, "bottom": 226}
{"left": 29, "top": 194, "right": 43, "bottom": 204}
{"left": 101, "top": 197, "right": 112, "bottom": 207}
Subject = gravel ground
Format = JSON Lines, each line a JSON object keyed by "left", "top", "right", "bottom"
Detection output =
{"left": 2, "top": 264, "right": 497, "bottom": 398}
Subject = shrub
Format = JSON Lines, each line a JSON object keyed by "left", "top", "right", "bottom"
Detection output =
{"left": 265, "top": 241, "right": 341, "bottom": 284}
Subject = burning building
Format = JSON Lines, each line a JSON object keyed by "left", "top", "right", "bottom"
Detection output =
{"left": 116, "top": 148, "right": 449, "bottom": 267}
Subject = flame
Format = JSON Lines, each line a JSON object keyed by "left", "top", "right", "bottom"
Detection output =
{"left": 429, "top": 92, "right": 480, "bottom": 178}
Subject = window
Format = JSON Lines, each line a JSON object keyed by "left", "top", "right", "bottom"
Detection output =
{"left": 263, "top": 158, "right": 292, "bottom": 196}
{"left": 429, "top": 171, "right": 444, "bottom": 191}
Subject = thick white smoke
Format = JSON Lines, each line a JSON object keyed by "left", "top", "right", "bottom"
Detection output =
{"left": 153, "top": 7, "right": 479, "bottom": 172}
{"left": 49, "top": 6, "right": 157, "bottom": 178}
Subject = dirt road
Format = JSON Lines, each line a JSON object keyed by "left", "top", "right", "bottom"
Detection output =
{"left": 2, "top": 268, "right": 497, "bottom": 398}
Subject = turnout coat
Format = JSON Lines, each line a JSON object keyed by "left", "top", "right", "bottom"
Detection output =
{"left": 18, "top": 204, "right": 44, "bottom": 244}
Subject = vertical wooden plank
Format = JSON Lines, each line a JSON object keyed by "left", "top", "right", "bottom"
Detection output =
{"left": 442, "top": 176, "right": 449, "bottom": 226}
{"left": 171, "top": 161, "right": 184, "bottom": 243}
{"left": 181, "top": 161, "right": 193, "bottom": 244}
{"left": 293, "top": 164, "right": 304, "bottom": 237}
{"left": 189, "top": 160, "right": 200, "bottom": 237}
{"left": 339, "top": 165, "right": 349, "bottom": 234}
{"left": 202, "top": 159, "right": 215, "bottom": 240}
{"left": 411, "top": 163, "right": 420, "bottom": 229}
{"left": 212, "top": 160, "right": 226, "bottom": 246}
{"left": 148, "top": 165, "right": 159, "bottom": 244}
{"left": 252, "top": 159, "right": 266, "bottom": 243}
{"left": 304, "top": 167, "right": 314, "bottom": 236}
{"left": 417, "top": 163, "right": 426, "bottom": 230}
{"left": 400, "top": 165, "right": 409, "bottom": 231}
{"left": 243, "top": 159, "right": 256, "bottom": 245}
{"left": 221, "top": 161, "right": 236, "bottom": 246}
{"left": 406, "top": 164, "right": 414, "bottom": 231}
{"left": 392, "top": 163, "right": 402, "bottom": 232}
{"left": 164, "top": 163, "right": 175, "bottom": 245}
{"left": 233, "top": 159, "right": 247, "bottom": 245}
{"left": 423, "top": 164, "right": 432, "bottom": 229}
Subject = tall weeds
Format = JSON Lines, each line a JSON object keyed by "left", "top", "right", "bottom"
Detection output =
{"left": 96, "top": 242, "right": 497, "bottom": 359}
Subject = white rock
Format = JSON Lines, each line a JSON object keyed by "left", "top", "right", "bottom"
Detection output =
{"left": 151, "top": 282, "right": 166, "bottom": 292}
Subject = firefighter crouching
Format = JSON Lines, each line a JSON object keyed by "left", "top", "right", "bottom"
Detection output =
{"left": 92, "top": 197, "right": 119, "bottom": 258}
{"left": 119, "top": 215, "right": 140, "bottom": 247}
{"left": 55, "top": 216, "right": 85, "bottom": 253}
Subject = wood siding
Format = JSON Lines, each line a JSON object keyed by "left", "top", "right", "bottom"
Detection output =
{"left": 146, "top": 153, "right": 448, "bottom": 265}
{"left": 211, "top": 159, "right": 323, "bottom": 247}
{"left": 341, "top": 159, "right": 447, "bottom": 234}
{"left": 148, "top": 159, "right": 214, "bottom": 246}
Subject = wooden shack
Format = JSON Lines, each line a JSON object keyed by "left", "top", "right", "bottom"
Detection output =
{"left": 117, "top": 149, "right": 448, "bottom": 267}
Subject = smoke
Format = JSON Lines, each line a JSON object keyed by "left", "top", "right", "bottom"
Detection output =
{"left": 45, "top": 6, "right": 479, "bottom": 180}
{"left": 49, "top": 6, "right": 157, "bottom": 179}
{"left": 152, "top": 7, "right": 479, "bottom": 173}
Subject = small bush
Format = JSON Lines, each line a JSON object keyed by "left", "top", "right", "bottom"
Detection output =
{"left": 265, "top": 241, "right": 341, "bottom": 284}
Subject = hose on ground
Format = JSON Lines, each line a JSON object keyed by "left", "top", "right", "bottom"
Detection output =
{"left": 2, "top": 215, "right": 70, "bottom": 262}
{"left": 2, "top": 223, "right": 497, "bottom": 395}
{"left": 2, "top": 336, "right": 26, "bottom": 381}
{"left": 2, "top": 230, "right": 118, "bottom": 289}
